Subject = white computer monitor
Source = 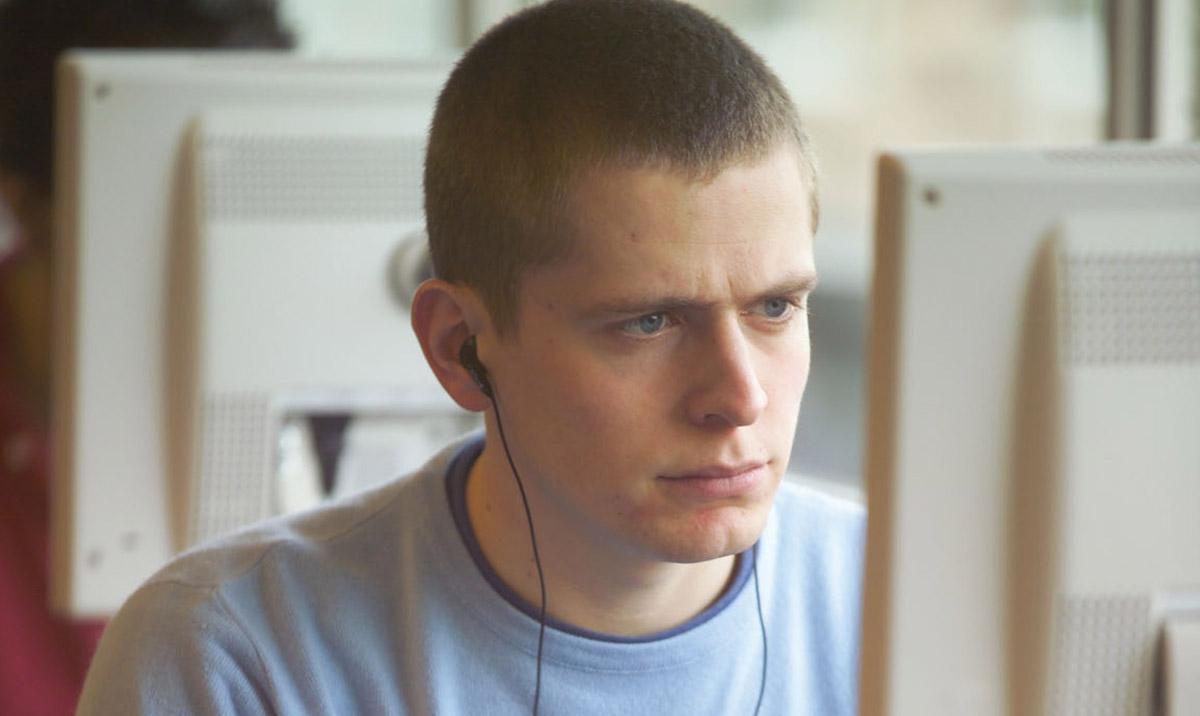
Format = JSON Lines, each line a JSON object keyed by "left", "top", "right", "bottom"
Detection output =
{"left": 860, "top": 144, "right": 1200, "bottom": 716}
{"left": 51, "top": 52, "right": 477, "bottom": 617}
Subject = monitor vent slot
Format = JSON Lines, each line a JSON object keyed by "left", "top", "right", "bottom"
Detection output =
{"left": 200, "top": 135, "right": 424, "bottom": 221}
{"left": 189, "top": 392, "right": 272, "bottom": 545}
{"left": 1047, "top": 594, "right": 1154, "bottom": 716}
{"left": 1060, "top": 252, "right": 1200, "bottom": 365}
{"left": 1042, "top": 147, "right": 1200, "bottom": 166}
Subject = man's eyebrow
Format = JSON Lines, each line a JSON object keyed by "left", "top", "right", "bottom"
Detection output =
{"left": 581, "top": 273, "right": 819, "bottom": 317}
{"left": 759, "top": 274, "right": 820, "bottom": 298}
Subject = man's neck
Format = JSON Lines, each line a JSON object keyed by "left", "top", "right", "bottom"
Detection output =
{"left": 464, "top": 442, "right": 737, "bottom": 637}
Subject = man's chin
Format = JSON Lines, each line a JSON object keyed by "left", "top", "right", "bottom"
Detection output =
{"left": 653, "top": 508, "right": 769, "bottom": 564}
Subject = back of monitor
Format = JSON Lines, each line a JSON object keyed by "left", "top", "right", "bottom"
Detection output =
{"left": 861, "top": 145, "right": 1200, "bottom": 716}
{"left": 52, "top": 53, "right": 456, "bottom": 616}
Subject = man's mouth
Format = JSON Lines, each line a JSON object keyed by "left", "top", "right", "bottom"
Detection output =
{"left": 658, "top": 461, "right": 770, "bottom": 499}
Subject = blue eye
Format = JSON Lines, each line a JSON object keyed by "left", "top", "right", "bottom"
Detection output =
{"left": 624, "top": 312, "right": 668, "bottom": 336}
{"left": 761, "top": 298, "right": 793, "bottom": 319}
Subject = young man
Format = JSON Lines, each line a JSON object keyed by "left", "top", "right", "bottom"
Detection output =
{"left": 79, "top": 1, "right": 863, "bottom": 714}
{"left": 0, "top": 3, "right": 291, "bottom": 714}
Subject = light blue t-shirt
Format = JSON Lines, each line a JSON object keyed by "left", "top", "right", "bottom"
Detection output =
{"left": 78, "top": 435, "right": 864, "bottom": 715}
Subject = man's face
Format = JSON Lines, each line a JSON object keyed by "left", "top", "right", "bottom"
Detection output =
{"left": 484, "top": 144, "right": 816, "bottom": 566}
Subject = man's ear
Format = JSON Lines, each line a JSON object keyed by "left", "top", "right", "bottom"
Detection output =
{"left": 410, "top": 279, "right": 492, "bottom": 412}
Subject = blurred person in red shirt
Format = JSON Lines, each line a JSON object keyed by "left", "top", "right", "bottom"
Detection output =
{"left": 0, "top": 2, "right": 292, "bottom": 713}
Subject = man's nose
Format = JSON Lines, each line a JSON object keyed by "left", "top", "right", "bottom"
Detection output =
{"left": 684, "top": 317, "right": 769, "bottom": 429}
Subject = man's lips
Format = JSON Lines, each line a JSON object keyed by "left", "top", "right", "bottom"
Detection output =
{"left": 660, "top": 462, "right": 768, "bottom": 481}
{"left": 658, "top": 461, "right": 770, "bottom": 499}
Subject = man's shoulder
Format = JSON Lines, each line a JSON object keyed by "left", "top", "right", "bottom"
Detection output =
{"left": 145, "top": 434, "right": 469, "bottom": 593}
{"left": 773, "top": 477, "right": 865, "bottom": 542}
{"left": 78, "top": 435, "right": 475, "bottom": 715}
{"left": 768, "top": 477, "right": 865, "bottom": 599}
{"left": 145, "top": 470, "right": 416, "bottom": 594}
{"left": 766, "top": 477, "right": 865, "bottom": 715}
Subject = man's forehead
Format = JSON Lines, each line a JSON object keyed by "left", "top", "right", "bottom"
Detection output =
{"left": 504, "top": 145, "right": 815, "bottom": 321}
{"left": 563, "top": 160, "right": 808, "bottom": 248}
{"left": 574, "top": 148, "right": 805, "bottom": 205}
{"left": 560, "top": 152, "right": 810, "bottom": 248}
{"left": 527, "top": 218, "right": 814, "bottom": 313}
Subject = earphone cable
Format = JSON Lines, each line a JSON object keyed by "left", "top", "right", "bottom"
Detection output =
{"left": 752, "top": 543, "right": 767, "bottom": 716}
{"left": 487, "top": 389, "right": 548, "bottom": 716}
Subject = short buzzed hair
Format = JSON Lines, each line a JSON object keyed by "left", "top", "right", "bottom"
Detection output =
{"left": 424, "top": 0, "right": 817, "bottom": 335}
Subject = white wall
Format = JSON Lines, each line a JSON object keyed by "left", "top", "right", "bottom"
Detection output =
{"left": 280, "top": 0, "right": 459, "bottom": 56}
